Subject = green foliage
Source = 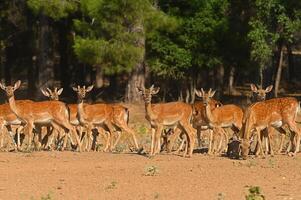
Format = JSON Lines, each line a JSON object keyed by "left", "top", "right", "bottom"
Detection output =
{"left": 248, "top": 0, "right": 301, "bottom": 67}
{"left": 27, "top": 0, "right": 78, "bottom": 20}
{"left": 245, "top": 186, "right": 265, "bottom": 200}
{"left": 144, "top": 165, "right": 159, "bottom": 176}
{"left": 147, "top": 0, "right": 230, "bottom": 80}
{"left": 73, "top": 0, "right": 170, "bottom": 75}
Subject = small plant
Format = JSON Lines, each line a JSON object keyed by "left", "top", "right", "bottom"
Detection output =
{"left": 95, "top": 143, "right": 103, "bottom": 152}
{"left": 138, "top": 124, "right": 148, "bottom": 135}
{"left": 217, "top": 192, "right": 225, "bottom": 200}
{"left": 144, "top": 165, "right": 159, "bottom": 176}
{"left": 39, "top": 192, "right": 53, "bottom": 200}
{"left": 267, "top": 158, "right": 275, "bottom": 168}
{"left": 245, "top": 186, "right": 265, "bottom": 200}
{"left": 106, "top": 181, "right": 117, "bottom": 190}
{"left": 154, "top": 192, "right": 160, "bottom": 199}
{"left": 114, "top": 144, "right": 127, "bottom": 153}
{"left": 246, "top": 160, "right": 257, "bottom": 168}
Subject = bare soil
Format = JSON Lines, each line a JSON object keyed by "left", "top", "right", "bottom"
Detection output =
{"left": 0, "top": 104, "right": 301, "bottom": 200}
{"left": 1, "top": 152, "right": 301, "bottom": 200}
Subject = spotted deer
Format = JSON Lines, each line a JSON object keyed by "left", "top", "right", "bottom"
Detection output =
{"left": 241, "top": 97, "right": 301, "bottom": 159}
{"left": 137, "top": 85, "right": 196, "bottom": 157}
{"left": 0, "top": 81, "right": 82, "bottom": 151}
{"left": 195, "top": 88, "right": 243, "bottom": 154}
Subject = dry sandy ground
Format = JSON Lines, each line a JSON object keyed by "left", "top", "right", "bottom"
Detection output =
{"left": 0, "top": 152, "right": 301, "bottom": 200}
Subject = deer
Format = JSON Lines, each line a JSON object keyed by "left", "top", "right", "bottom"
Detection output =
{"left": 72, "top": 85, "right": 120, "bottom": 152}
{"left": 165, "top": 99, "right": 222, "bottom": 154}
{"left": 137, "top": 85, "right": 196, "bottom": 157}
{"left": 249, "top": 84, "right": 279, "bottom": 155}
{"left": 195, "top": 88, "right": 243, "bottom": 154}
{"left": 250, "top": 84, "right": 294, "bottom": 156}
{"left": 240, "top": 97, "right": 301, "bottom": 159}
{"left": 40, "top": 87, "right": 78, "bottom": 150}
{"left": 0, "top": 80, "right": 82, "bottom": 151}
{"left": 43, "top": 87, "right": 140, "bottom": 152}
{"left": 0, "top": 103, "right": 25, "bottom": 150}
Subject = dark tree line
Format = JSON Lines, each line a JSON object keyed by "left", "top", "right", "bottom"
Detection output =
{"left": 0, "top": 0, "right": 301, "bottom": 104}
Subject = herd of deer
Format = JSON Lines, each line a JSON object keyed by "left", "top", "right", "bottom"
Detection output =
{"left": 0, "top": 80, "right": 300, "bottom": 160}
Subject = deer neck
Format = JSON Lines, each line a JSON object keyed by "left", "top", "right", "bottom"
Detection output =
{"left": 8, "top": 95, "right": 22, "bottom": 119}
{"left": 144, "top": 101, "right": 155, "bottom": 121}
{"left": 77, "top": 98, "right": 87, "bottom": 124}
{"left": 204, "top": 102, "right": 216, "bottom": 125}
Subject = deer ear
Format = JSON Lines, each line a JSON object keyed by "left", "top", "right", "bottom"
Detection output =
{"left": 209, "top": 90, "right": 216, "bottom": 97}
{"left": 136, "top": 86, "right": 144, "bottom": 94}
{"left": 72, "top": 86, "right": 78, "bottom": 92}
{"left": 250, "top": 84, "right": 258, "bottom": 92}
{"left": 40, "top": 89, "right": 50, "bottom": 97}
{"left": 86, "top": 85, "right": 94, "bottom": 92}
{"left": 265, "top": 85, "right": 273, "bottom": 93}
{"left": 0, "top": 82, "right": 6, "bottom": 90}
{"left": 57, "top": 88, "right": 63, "bottom": 95}
{"left": 195, "top": 89, "right": 203, "bottom": 97}
{"left": 152, "top": 87, "right": 160, "bottom": 95}
{"left": 14, "top": 80, "right": 21, "bottom": 90}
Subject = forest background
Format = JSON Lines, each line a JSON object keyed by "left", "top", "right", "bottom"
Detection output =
{"left": 1, "top": 0, "right": 301, "bottom": 104}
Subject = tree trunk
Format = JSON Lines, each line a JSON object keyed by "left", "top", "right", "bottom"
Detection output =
{"left": 58, "top": 20, "right": 70, "bottom": 92}
{"left": 95, "top": 65, "right": 104, "bottom": 88}
{"left": 126, "top": 61, "right": 145, "bottom": 103}
{"left": 259, "top": 65, "right": 263, "bottom": 88}
{"left": 228, "top": 66, "right": 235, "bottom": 94}
{"left": 274, "top": 46, "right": 284, "bottom": 98}
{"left": 190, "top": 78, "right": 196, "bottom": 104}
{"left": 215, "top": 64, "right": 224, "bottom": 99}
{"left": 287, "top": 44, "right": 295, "bottom": 81}
{"left": 36, "top": 15, "right": 54, "bottom": 99}
{"left": 125, "top": 24, "right": 145, "bottom": 103}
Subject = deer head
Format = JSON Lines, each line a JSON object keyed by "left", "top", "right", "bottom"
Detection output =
{"left": 41, "top": 87, "right": 63, "bottom": 101}
{"left": 72, "top": 85, "right": 94, "bottom": 100}
{"left": 136, "top": 84, "right": 160, "bottom": 104}
{"left": 250, "top": 84, "right": 273, "bottom": 101}
{"left": 0, "top": 80, "right": 21, "bottom": 98}
{"left": 195, "top": 88, "right": 216, "bottom": 106}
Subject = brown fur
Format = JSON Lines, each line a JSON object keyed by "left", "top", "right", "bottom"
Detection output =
{"left": 241, "top": 97, "right": 300, "bottom": 159}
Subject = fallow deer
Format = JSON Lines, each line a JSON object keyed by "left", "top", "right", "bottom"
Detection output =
{"left": 137, "top": 85, "right": 196, "bottom": 157}
{"left": 165, "top": 99, "right": 222, "bottom": 154}
{"left": 241, "top": 97, "right": 301, "bottom": 159}
{"left": 0, "top": 103, "right": 24, "bottom": 150}
{"left": 40, "top": 87, "right": 78, "bottom": 150}
{"left": 72, "top": 85, "right": 118, "bottom": 152}
{"left": 43, "top": 87, "right": 140, "bottom": 152}
{"left": 195, "top": 88, "right": 243, "bottom": 154}
{"left": 0, "top": 81, "right": 82, "bottom": 151}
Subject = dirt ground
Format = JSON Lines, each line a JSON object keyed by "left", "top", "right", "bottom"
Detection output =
{"left": 1, "top": 152, "right": 301, "bottom": 200}
{"left": 1, "top": 104, "right": 301, "bottom": 200}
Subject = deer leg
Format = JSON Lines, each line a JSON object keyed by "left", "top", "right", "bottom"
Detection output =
{"left": 287, "top": 122, "right": 301, "bottom": 155}
{"left": 96, "top": 127, "right": 110, "bottom": 152}
{"left": 58, "top": 120, "right": 82, "bottom": 152}
{"left": 255, "top": 128, "right": 265, "bottom": 157}
{"left": 150, "top": 128, "right": 155, "bottom": 156}
{"left": 208, "top": 129, "right": 213, "bottom": 155}
{"left": 180, "top": 122, "right": 196, "bottom": 157}
{"left": 152, "top": 126, "right": 163, "bottom": 156}
{"left": 166, "top": 128, "right": 181, "bottom": 153}
{"left": 25, "top": 121, "right": 34, "bottom": 151}
{"left": 5, "top": 125, "right": 17, "bottom": 150}
{"left": 196, "top": 128, "right": 201, "bottom": 148}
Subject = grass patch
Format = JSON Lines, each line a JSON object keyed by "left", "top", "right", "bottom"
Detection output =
{"left": 105, "top": 181, "right": 117, "bottom": 190}
{"left": 144, "top": 165, "right": 159, "bottom": 176}
{"left": 245, "top": 186, "right": 265, "bottom": 200}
